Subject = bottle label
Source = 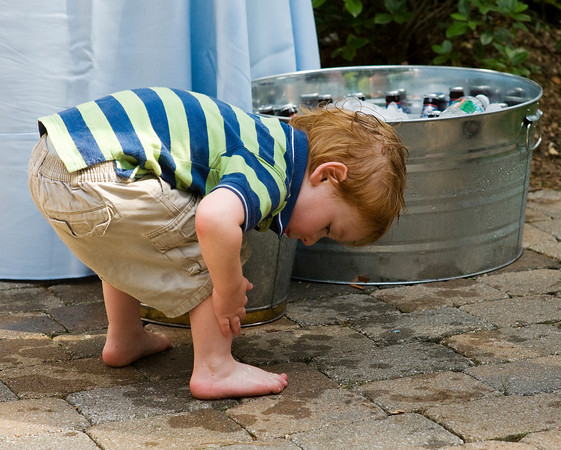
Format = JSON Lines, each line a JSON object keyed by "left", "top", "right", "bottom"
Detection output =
{"left": 421, "top": 104, "right": 438, "bottom": 118}
{"left": 451, "top": 98, "right": 483, "bottom": 114}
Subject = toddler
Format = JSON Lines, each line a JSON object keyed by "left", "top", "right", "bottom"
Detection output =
{"left": 28, "top": 88, "right": 407, "bottom": 399}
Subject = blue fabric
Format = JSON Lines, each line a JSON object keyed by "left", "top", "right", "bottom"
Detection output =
{"left": 0, "top": 0, "right": 320, "bottom": 279}
{"left": 191, "top": 0, "right": 320, "bottom": 111}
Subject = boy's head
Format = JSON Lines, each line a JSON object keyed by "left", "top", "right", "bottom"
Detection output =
{"left": 289, "top": 106, "right": 408, "bottom": 246}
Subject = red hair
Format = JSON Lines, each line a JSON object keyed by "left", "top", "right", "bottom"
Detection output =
{"left": 290, "top": 106, "right": 408, "bottom": 245}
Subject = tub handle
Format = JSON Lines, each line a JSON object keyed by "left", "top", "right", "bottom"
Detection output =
{"left": 524, "top": 109, "right": 543, "bottom": 152}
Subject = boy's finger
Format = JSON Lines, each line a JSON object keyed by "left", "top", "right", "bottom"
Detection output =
{"left": 243, "top": 279, "right": 253, "bottom": 291}
{"left": 219, "top": 318, "right": 231, "bottom": 337}
{"left": 230, "top": 317, "right": 242, "bottom": 336}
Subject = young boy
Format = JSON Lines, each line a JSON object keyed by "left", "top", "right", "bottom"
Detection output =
{"left": 28, "top": 87, "right": 407, "bottom": 400}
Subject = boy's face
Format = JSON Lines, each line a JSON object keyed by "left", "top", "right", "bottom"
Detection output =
{"left": 285, "top": 164, "right": 368, "bottom": 246}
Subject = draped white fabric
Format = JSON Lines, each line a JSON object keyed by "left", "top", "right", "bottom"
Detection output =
{"left": 0, "top": 0, "right": 320, "bottom": 279}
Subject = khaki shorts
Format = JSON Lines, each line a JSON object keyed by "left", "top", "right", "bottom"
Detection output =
{"left": 28, "top": 135, "right": 250, "bottom": 317}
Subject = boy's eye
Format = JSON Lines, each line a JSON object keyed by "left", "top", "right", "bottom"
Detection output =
{"left": 325, "top": 225, "right": 331, "bottom": 236}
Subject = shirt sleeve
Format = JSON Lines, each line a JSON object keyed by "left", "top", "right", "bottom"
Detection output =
{"left": 212, "top": 150, "right": 289, "bottom": 232}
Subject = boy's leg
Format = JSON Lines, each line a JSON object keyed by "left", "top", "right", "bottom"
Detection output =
{"left": 189, "top": 294, "right": 288, "bottom": 399}
{"left": 101, "top": 281, "right": 171, "bottom": 367}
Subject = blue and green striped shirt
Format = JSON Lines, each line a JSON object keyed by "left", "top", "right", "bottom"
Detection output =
{"left": 38, "top": 88, "right": 308, "bottom": 236}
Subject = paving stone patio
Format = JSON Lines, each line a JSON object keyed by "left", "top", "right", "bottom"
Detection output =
{"left": 1, "top": 189, "right": 561, "bottom": 448}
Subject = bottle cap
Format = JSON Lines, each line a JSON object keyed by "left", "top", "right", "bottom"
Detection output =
{"left": 348, "top": 92, "right": 366, "bottom": 101}
{"left": 258, "top": 105, "right": 274, "bottom": 115}
{"left": 475, "top": 94, "right": 490, "bottom": 110}
{"left": 276, "top": 104, "right": 298, "bottom": 117}
{"left": 300, "top": 93, "right": 319, "bottom": 108}
{"left": 470, "top": 85, "right": 494, "bottom": 100}
{"left": 317, "top": 94, "right": 333, "bottom": 107}
{"left": 423, "top": 94, "right": 439, "bottom": 105}
{"left": 449, "top": 87, "right": 464, "bottom": 101}
{"left": 386, "top": 91, "right": 400, "bottom": 104}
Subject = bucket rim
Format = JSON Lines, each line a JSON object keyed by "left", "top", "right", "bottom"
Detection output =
{"left": 252, "top": 64, "right": 542, "bottom": 92}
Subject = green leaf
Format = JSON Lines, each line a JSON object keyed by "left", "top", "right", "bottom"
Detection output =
{"left": 374, "top": 13, "right": 393, "bottom": 24}
{"left": 493, "top": 42, "right": 507, "bottom": 54}
{"left": 498, "top": 0, "right": 517, "bottom": 13}
{"left": 458, "top": 0, "right": 471, "bottom": 18}
{"left": 512, "top": 13, "right": 531, "bottom": 22}
{"left": 432, "top": 39, "right": 453, "bottom": 55}
{"left": 451, "top": 13, "right": 468, "bottom": 21}
{"left": 496, "top": 27, "right": 514, "bottom": 41}
{"left": 509, "top": 48, "right": 528, "bottom": 66}
{"left": 347, "top": 35, "right": 369, "bottom": 50}
{"left": 446, "top": 22, "right": 468, "bottom": 38}
{"left": 344, "top": 0, "right": 363, "bottom": 17}
{"left": 384, "top": 0, "right": 405, "bottom": 14}
{"left": 345, "top": 33, "right": 357, "bottom": 44}
{"left": 478, "top": 5, "right": 491, "bottom": 15}
{"left": 480, "top": 55, "right": 506, "bottom": 70}
{"left": 311, "top": 0, "right": 327, "bottom": 7}
{"left": 342, "top": 48, "right": 356, "bottom": 61}
{"left": 480, "top": 31, "right": 493, "bottom": 45}
{"left": 394, "top": 11, "right": 412, "bottom": 24}
{"left": 331, "top": 48, "right": 342, "bottom": 59}
{"left": 467, "top": 20, "right": 479, "bottom": 31}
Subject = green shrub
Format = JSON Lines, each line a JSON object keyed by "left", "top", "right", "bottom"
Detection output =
{"left": 313, "top": 0, "right": 457, "bottom": 66}
{"left": 432, "top": 0, "right": 534, "bottom": 76}
{"left": 312, "top": 0, "right": 557, "bottom": 75}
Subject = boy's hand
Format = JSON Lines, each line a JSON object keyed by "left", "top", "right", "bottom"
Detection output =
{"left": 212, "top": 277, "right": 254, "bottom": 337}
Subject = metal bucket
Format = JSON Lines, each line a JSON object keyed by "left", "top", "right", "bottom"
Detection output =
{"left": 141, "top": 231, "right": 297, "bottom": 327}
{"left": 251, "top": 65, "right": 543, "bottom": 285}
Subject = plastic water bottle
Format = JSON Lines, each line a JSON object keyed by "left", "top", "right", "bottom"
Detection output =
{"left": 440, "top": 94, "right": 490, "bottom": 117}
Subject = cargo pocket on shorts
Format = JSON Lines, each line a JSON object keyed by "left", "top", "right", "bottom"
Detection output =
{"left": 146, "top": 204, "right": 206, "bottom": 276}
{"left": 47, "top": 206, "right": 113, "bottom": 238}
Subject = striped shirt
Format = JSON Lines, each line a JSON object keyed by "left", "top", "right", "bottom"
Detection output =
{"left": 38, "top": 88, "right": 308, "bottom": 236}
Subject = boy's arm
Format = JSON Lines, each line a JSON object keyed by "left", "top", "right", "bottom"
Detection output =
{"left": 195, "top": 187, "right": 253, "bottom": 337}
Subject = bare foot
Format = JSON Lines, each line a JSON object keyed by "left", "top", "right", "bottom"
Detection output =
{"left": 102, "top": 328, "right": 171, "bottom": 367}
{"left": 190, "top": 357, "right": 288, "bottom": 400}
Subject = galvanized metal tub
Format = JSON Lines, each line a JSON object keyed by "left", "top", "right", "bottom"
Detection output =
{"left": 141, "top": 231, "right": 297, "bottom": 327}
{"left": 251, "top": 65, "right": 543, "bottom": 285}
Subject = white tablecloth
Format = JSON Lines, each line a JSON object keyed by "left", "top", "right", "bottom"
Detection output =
{"left": 0, "top": 0, "right": 320, "bottom": 279}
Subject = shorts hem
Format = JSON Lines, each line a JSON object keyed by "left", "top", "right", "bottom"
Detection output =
{"left": 147, "top": 278, "right": 214, "bottom": 318}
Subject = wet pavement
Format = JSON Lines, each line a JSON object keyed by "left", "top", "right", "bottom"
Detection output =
{"left": 2, "top": 189, "right": 561, "bottom": 448}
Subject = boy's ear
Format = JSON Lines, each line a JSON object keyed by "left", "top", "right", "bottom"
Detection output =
{"left": 309, "top": 162, "right": 348, "bottom": 185}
